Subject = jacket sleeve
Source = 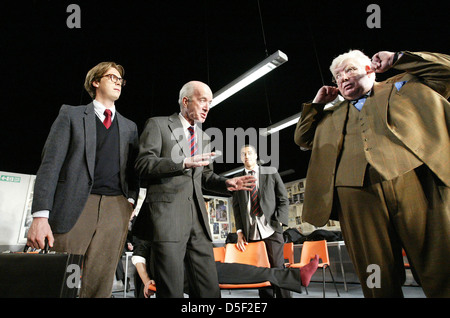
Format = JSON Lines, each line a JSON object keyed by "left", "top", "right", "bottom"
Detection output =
{"left": 31, "top": 105, "right": 72, "bottom": 214}
{"left": 394, "top": 51, "right": 450, "bottom": 98}
{"left": 294, "top": 103, "right": 326, "bottom": 150}
{"left": 135, "top": 117, "right": 185, "bottom": 179}
{"left": 232, "top": 191, "right": 244, "bottom": 233}
{"left": 273, "top": 172, "right": 289, "bottom": 226}
{"left": 126, "top": 121, "right": 141, "bottom": 206}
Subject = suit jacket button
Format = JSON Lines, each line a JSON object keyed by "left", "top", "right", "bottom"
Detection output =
{"left": 88, "top": 181, "right": 93, "bottom": 186}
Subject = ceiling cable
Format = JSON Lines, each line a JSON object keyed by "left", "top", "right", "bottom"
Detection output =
{"left": 257, "top": 0, "right": 273, "bottom": 125}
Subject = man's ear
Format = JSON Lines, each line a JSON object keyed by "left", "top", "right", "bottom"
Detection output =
{"left": 182, "top": 96, "right": 189, "bottom": 108}
{"left": 92, "top": 80, "right": 100, "bottom": 88}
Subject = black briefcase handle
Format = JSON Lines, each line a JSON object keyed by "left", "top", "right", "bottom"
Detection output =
{"left": 23, "top": 238, "right": 50, "bottom": 254}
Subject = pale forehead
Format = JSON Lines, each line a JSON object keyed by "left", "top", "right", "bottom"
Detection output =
{"left": 193, "top": 83, "right": 212, "bottom": 97}
{"left": 241, "top": 146, "right": 257, "bottom": 154}
{"left": 334, "top": 59, "right": 360, "bottom": 72}
{"left": 105, "top": 67, "right": 121, "bottom": 76}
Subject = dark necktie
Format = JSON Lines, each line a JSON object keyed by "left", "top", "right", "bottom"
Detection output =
{"left": 103, "top": 109, "right": 112, "bottom": 129}
{"left": 249, "top": 170, "right": 262, "bottom": 217}
{"left": 188, "top": 126, "right": 197, "bottom": 156}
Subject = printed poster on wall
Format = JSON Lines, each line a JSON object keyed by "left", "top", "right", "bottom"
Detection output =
{"left": 205, "top": 196, "right": 230, "bottom": 243}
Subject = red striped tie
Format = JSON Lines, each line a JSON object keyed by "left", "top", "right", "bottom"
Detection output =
{"left": 249, "top": 170, "right": 262, "bottom": 217}
{"left": 103, "top": 109, "right": 112, "bottom": 129}
{"left": 188, "top": 126, "right": 198, "bottom": 156}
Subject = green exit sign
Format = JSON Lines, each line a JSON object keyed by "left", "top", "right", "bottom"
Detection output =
{"left": 0, "top": 175, "right": 21, "bottom": 183}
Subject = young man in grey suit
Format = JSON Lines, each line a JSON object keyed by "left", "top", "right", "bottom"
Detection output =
{"left": 135, "top": 81, "right": 255, "bottom": 298}
{"left": 27, "top": 62, "right": 140, "bottom": 298}
{"left": 232, "top": 144, "right": 290, "bottom": 298}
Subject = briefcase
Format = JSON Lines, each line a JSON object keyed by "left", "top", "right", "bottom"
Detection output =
{"left": 0, "top": 248, "right": 83, "bottom": 298}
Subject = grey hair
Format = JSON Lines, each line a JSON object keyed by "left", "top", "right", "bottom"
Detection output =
{"left": 329, "top": 49, "right": 372, "bottom": 78}
{"left": 178, "top": 82, "right": 196, "bottom": 109}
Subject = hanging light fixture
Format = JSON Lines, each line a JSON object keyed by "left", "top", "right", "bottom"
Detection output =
{"left": 210, "top": 50, "right": 288, "bottom": 108}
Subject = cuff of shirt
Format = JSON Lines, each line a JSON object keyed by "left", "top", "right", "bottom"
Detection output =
{"left": 32, "top": 210, "right": 50, "bottom": 218}
{"left": 131, "top": 255, "right": 146, "bottom": 266}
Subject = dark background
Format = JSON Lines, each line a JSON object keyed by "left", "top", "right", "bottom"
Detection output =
{"left": 1, "top": 0, "right": 448, "bottom": 183}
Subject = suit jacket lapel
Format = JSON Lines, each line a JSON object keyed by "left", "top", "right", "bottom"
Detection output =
{"left": 84, "top": 103, "right": 96, "bottom": 180}
{"left": 258, "top": 166, "right": 266, "bottom": 193}
{"left": 168, "top": 113, "right": 189, "bottom": 158}
{"left": 331, "top": 101, "right": 349, "bottom": 153}
{"left": 370, "top": 81, "right": 394, "bottom": 125}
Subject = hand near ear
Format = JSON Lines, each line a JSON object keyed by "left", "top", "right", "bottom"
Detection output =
{"left": 370, "top": 51, "right": 400, "bottom": 73}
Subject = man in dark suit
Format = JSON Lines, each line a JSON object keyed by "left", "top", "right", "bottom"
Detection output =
{"left": 27, "top": 62, "right": 140, "bottom": 298}
{"left": 295, "top": 50, "right": 450, "bottom": 297}
{"left": 232, "top": 144, "right": 290, "bottom": 298}
{"left": 135, "top": 80, "right": 255, "bottom": 298}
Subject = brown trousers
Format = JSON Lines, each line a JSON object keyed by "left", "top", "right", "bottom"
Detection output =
{"left": 52, "top": 194, "right": 133, "bottom": 298}
{"left": 337, "top": 165, "right": 450, "bottom": 297}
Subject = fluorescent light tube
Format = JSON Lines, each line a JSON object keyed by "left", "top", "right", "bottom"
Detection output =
{"left": 210, "top": 50, "right": 288, "bottom": 108}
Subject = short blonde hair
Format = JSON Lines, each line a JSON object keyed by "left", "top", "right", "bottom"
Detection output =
{"left": 329, "top": 50, "right": 371, "bottom": 79}
{"left": 84, "top": 62, "right": 124, "bottom": 99}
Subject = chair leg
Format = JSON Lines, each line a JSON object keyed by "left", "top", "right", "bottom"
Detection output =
{"left": 326, "top": 265, "right": 340, "bottom": 297}
{"left": 322, "top": 267, "right": 326, "bottom": 298}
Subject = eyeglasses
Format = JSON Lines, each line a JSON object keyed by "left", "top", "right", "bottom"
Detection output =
{"left": 332, "top": 66, "right": 359, "bottom": 84}
{"left": 102, "top": 74, "right": 126, "bottom": 86}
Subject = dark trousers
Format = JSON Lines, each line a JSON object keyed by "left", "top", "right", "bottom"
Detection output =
{"left": 250, "top": 231, "right": 291, "bottom": 298}
{"left": 151, "top": 200, "right": 220, "bottom": 298}
{"left": 337, "top": 165, "right": 450, "bottom": 297}
{"left": 217, "top": 262, "right": 302, "bottom": 293}
{"left": 53, "top": 194, "right": 132, "bottom": 298}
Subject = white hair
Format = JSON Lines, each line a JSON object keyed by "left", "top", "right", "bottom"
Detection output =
{"left": 178, "top": 82, "right": 196, "bottom": 109}
{"left": 329, "top": 49, "right": 372, "bottom": 78}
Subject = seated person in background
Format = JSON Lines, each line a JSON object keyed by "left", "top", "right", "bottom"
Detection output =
{"left": 131, "top": 240, "right": 319, "bottom": 298}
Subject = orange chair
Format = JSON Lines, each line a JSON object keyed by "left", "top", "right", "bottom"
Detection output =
{"left": 283, "top": 242, "right": 294, "bottom": 266}
{"left": 213, "top": 246, "right": 226, "bottom": 263}
{"left": 402, "top": 249, "right": 411, "bottom": 269}
{"left": 290, "top": 240, "right": 340, "bottom": 297}
{"left": 219, "top": 241, "right": 272, "bottom": 290}
{"left": 147, "top": 247, "right": 226, "bottom": 295}
{"left": 148, "top": 282, "right": 157, "bottom": 293}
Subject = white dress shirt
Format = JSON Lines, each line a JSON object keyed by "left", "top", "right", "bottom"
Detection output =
{"left": 240, "top": 165, "right": 275, "bottom": 240}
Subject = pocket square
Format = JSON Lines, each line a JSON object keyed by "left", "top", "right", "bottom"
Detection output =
{"left": 394, "top": 80, "right": 408, "bottom": 91}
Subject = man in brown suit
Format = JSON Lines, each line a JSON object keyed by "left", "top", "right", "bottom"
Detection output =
{"left": 294, "top": 50, "right": 449, "bottom": 297}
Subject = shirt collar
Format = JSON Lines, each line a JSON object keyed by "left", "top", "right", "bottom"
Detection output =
{"left": 93, "top": 100, "right": 116, "bottom": 120}
{"left": 178, "top": 112, "right": 195, "bottom": 131}
{"left": 351, "top": 89, "right": 372, "bottom": 104}
{"left": 244, "top": 165, "right": 259, "bottom": 175}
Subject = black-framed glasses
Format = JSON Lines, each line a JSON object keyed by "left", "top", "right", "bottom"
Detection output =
{"left": 102, "top": 74, "right": 126, "bottom": 86}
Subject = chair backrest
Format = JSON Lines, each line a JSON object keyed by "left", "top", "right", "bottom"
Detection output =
{"left": 224, "top": 242, "right": 270, "bottom": 268}
{"left": 213, "top": 246, "right": 226, "bottom": 263}
{"left": 283, "top": 242, "right": 294, "bottom": 264}
{"left": 300, "top": 240, "right": 330, "bottom": 266}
